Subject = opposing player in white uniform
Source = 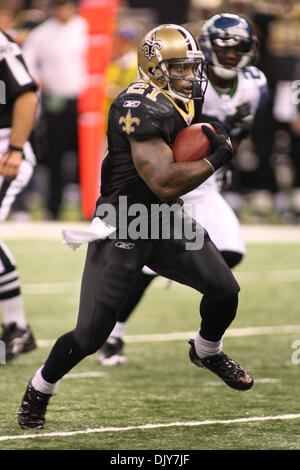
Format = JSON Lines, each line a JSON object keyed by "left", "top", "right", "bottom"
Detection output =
{"left": 98, "top": 13, "right": 268, "bottom": 365}
{"left": 184, "top": 13, "right": 268, "bottom": 263}
{"left": 0, "top": 30, "right": 38, "bottom": 361}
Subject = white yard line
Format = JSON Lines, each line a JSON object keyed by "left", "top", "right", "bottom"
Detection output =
{"left": 123, "top": 325, "right": 300, "bottom": 343}
{"left": 64, "top": 372, "right": 106, "bottom": 379}
{"left": 63, "top": 374, "right": 279, "bottom": 385}
{"left": 2, "top": 221, "right": 90, "bottom": 239}
{"left": 37, "top": 324, "right": 300, "bottom": 348}
{"left": 2, "top": 221, "right": 300, "bottom": 242}
{"left": 19, "top": 268, "right": 300, "bottom": 297}
{"left": 1, "top": 413, "right": 300, "bottom": 442}
{"left": 23, "top": 282, "right": 80, "bottom": 294}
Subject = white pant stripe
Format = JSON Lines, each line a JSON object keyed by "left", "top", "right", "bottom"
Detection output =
{"left": 0, "top": 279, "right": 20, "bottom": 293}
{"left": 0, "top": 239, "right": 17, "bottom": 274}
{"left": 0, "top": 269, "right": 19, "bottom": 283}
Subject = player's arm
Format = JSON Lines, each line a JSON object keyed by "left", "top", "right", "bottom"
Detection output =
{"left": 0, "top": 91, "right": 38, "bottom": 179}
{"left": 9, "top": 90, "right": 38, "bottom": 147}
{"left": 229, "top": 68, "right": 269, "bottom": 151}
{"left": 130, "top": 124, "right": 233, "bottom": 202}
{"left": 130, "top": 136, "right": 212, "bottom": 202}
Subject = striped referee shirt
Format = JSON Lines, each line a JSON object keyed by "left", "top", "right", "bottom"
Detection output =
{"left": 0, "top": 30, "right": 37, "bottom": 130}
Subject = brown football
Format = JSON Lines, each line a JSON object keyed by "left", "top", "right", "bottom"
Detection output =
{"left": 172, "top": 123, "right": 216, "bottom": 163}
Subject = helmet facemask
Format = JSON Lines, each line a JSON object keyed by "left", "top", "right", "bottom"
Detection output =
{"left": 138, "top": 24, "right": 208, "bottom": 105}
{"left": 211, "top": 36, "right": 257, "bottom": 79}
{"left": 155, "top": 54, "right": 208, "bottom": 104}
{"left": 199, "top": 14, "right": 258, "bottom": 80}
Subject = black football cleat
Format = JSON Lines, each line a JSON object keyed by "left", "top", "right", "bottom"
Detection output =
{"left": 97, "top": 337, "right": 127, "bottom": 366}
{"left": 1, "top": 322, "right": 37, "bottom": 361}
{"left": 188, "top": 339, "right": 254, "bottom": 391}
{"left": 18, "top": 382, "right": 52, "bottom": 430}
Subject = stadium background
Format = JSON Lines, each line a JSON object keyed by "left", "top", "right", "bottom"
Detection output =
{"left": 0, "top": 0, "right": 299, "bottom": 453}
{"left": 0, "top": 0, "right": 299, "bottom": 224}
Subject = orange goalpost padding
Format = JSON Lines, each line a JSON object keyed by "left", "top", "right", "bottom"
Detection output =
{"left": 78, "top": 0, "right": 118, "bottom": 220}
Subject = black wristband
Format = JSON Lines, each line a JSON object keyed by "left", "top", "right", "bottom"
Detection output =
{"left": 9, "top": 144, "right": 23, "bottom": 152}
{"left": 205, "top": 146, "right": 233, "bottom": 172}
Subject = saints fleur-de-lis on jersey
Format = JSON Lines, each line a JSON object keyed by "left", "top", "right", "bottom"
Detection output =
{"left": 142, "top": 33, "right": 162, "bottom": 61}
{"left": 119, "top": 110, "right": 140, "bottom": 135}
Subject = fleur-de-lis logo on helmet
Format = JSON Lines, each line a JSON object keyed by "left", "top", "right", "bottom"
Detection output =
{"left": 142, "top": 34, "right": 162, "bottom": 61}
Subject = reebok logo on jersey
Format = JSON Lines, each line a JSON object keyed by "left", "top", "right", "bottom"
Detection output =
{"left": 115, "top": 241, "right": 135, "bottom": 250}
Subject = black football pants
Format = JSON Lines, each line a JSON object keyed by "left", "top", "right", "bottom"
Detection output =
{"left": 42, "top": 216, "right": 240, "bottom": 383}
{"left": 116, "top": 249, "right": 243, "bottom": 324}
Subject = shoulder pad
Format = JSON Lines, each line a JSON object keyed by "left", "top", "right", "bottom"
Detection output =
{"left": 242, "top": 66, "right": 267, "bottom": 85}
{"left": 113, "top": 81, "right": 175, "bottom": 138}
{"left": 117, "top": 81, "right": 175, "bottom": 118}
{"left": 0, "top": 31, "right": 20, "bottom": 59}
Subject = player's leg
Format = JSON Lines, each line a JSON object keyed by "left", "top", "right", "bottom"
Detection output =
{"left": 0, "top": 240, "right": 36, "bottom": 361}
{"left": 41, "top": 104, "right": 69, "bottom": 219}
{"left": 221, "top": 250, "right": 243, "bottom": 269}
{"left": 183, "top": 190, "right": 245, "bottom": 269}
{"left": 97, "top": 267, "right": 157, "bottom": 365}
{"left": 99, "top": 191, "right": 245, "bottom": 366}
{"left": 148, "top": 210, "right": 253, "bottom": 390}
{"left": 149, "top": 230, "right": 240, "bottom": 343}
{"left": 44, "top": 125, "right": 64, "bottom": 219}
{"left": 18, "top": 237, "right": 151, "bottom": 429}
{"left": 0, "top": 155, "right": 37, "bottom": 360}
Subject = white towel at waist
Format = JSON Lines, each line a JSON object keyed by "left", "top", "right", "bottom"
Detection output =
{"left": 62, "top": 217, "right": 116, "bottom": 251}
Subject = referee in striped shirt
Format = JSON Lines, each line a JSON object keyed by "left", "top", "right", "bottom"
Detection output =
{"left": 0, "top": 29, "right": 38, "bottom": 361}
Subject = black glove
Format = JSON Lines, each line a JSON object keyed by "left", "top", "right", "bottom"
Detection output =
{"left": 216, "top": 162, "right": 233, "bottom": 191}
{"left": 226, "top": 103, "right": 254, "bottom": 141}
{"left": 202, "top": 121, "right": 234, "bottom": 172}
{"left": 230, "top": 123, "right": 251, "bottom": 140}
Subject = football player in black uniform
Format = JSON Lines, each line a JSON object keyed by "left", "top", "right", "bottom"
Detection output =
{"left": 98, "top": 14, "right": 264, "bottom": 366}
{"left": 18, "top": 24, "right": 253, "bottom": 430}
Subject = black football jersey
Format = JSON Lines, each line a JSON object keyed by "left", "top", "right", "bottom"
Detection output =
{"left": 96, "top": 80, "right": 206, "bottom": 219}
{"left": 0, "top": 31, "right": 37, "bottom": 129}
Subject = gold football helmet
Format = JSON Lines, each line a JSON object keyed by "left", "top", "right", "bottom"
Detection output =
{"left": 138, "top": 24, "right": 207, "bottom": 104}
